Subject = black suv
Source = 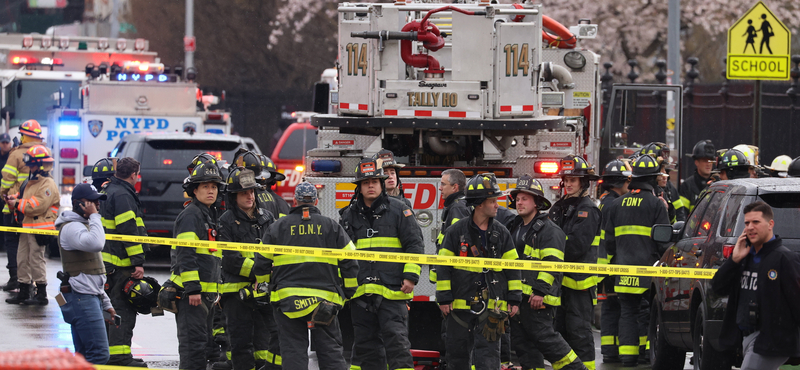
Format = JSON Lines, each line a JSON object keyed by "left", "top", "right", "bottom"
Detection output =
{"left": 111, "top": 132, "right": 255, "bottom": 242}
{"left": 648, "top": 178, "right": 800, "bottom": 370}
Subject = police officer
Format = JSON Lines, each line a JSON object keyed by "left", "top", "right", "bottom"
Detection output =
{"left": 98, "top": 157, "right": 148, "bottom": 367}
{"left": 171, "top": 160, "right": 224, "bottom": 370}
{"left": 766, "top": 155, "right": 791, "bottom": 178}
{"left": 718, "top": 149, "right": 753, "bottom": 181}
{"left": 641, "top": 142, "right": 686, "bottom": 222}
{"left": 339, "top": 157, "right": 424, "bottom": 370}
{"left": 436, "top": 173, "right": 521, "bottom": 370}
{"left": 257, "top": 154, "right": 291, "bottom": 217}
{"left": 262, "top": 181, "right": 359, "bottom": 370}
{"left": 548, "top": 155, "right": 601, "bottom": 370}
{"left": 218, "top": 167, "right": 278, "bottom": 370}
{"left": 1, "top": 120, "right": 48, "bottom": 294}
{"left": 603, "top": 154, "right": 670, "bottom": 367}
{"left": 679, "top": 139, "right": 715, "bottom": 212}
{"left": 373, "top": 149, "right": 412, "bottom": 209}
{"left": 507, "top": 174, "right": 586, "bottom": 370}
{"left": 596, "top": 159, "right": 631, "bottom": 363}
{"left": 90, "top": 157, "right": 116, "bottom": 190}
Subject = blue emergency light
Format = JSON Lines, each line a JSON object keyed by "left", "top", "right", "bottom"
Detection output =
{"left": 311, "top": 160, "right": 342, "bottom": 174}
{"left": 59, "top": 123, "right": 80, "bottom": 138}
{"left": 113, "top": 73, "right": 170, "bottom": 82}
{"left": 206, "top": 128, "right": 224, "bottom": 134}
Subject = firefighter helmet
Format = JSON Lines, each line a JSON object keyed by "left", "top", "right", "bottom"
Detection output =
{"left": 602, "top": 159, "right": 632, "bottom": 178}
{"left": 187, "top": 153, "right": 219, "bottom": 174}
{"left": 691, "top": 140, "right": 715, "bottom": 160}
{"left": 464, "top": 173, "right": 501, "bottom": 206}
{"left": 732, "top": 144, "right": 759, "bottom": 166}
{"left": 373, "top": 149, "right": 406, "bottom": 169}
{"left": 235, "top": 150, "right": 264, "bottom": 172}
{"left": 259, "top": 154, "right": 286, "bottom": 182}
{"left": 91, "top": 157, "right": 116, "bottom": 180}
{"left": 352, "top": 157, "right": 387, "bottom": 184}
{"left": 558, "top": 155, "right": 600, "bottom": 180}
{"left": 788, "top": 157, "right": 800, "bottom": 177}
{"left": 122, "top": 276, "right": 161, "bottom": 315}
{"left": 184, "top": 160, "right": 224, "bottom": 188}
{"left": 226, "top": 167, "right": 258, "bottom": 193}
{"left": 508, "top": 174, "right": 551, "bottom": 211}
{"left": 641, "top": 142, "right": 669, "bottom": 159}
{"left": 19, "top": 120, "right": 44, "bottom": 140}
{"left": 23, "top": 145, "right": 53, "bottom": 167}
{"left": 718, "top": 149, "right": 752, "bottom": 171}
{"left": 631, "top": 154, "right": 661, "bottom": 178}
{"left": 768, "top": 155, "right": 792, "bottom": 173}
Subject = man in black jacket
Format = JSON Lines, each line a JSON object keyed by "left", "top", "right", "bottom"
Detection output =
{"left": 339, "top": 157, "right": 424, "bottom": 370}
{"left": 711, "top": 201, "right": 800, "bottom": 370}
{"left": 679, "top": 140, "right": 715, "bottom": 212}
{"left": 374, "top": 149, "right": 412, "bottom": 209}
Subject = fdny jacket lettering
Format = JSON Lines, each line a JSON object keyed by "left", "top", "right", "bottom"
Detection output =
{"left": 291, "top": 224, "right": 323, "bottom": 236}
{"left": 621, "top": 197, "right": 643, "bottom": 207}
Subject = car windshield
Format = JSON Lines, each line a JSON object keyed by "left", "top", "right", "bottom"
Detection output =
{"left": 278, "top": 128, "right": 317, "bottom": 160}
{"left": 6, "top": 80, "right": 81, "bottom": 128}
{"left": 758, "top": 193, "right": 800, "bottom": 239}
{"left": 141, "top": 139, "right": 242, "bottom": 169}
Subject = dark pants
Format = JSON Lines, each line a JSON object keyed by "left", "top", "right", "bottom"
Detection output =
{"left": 512, "top": 303, "right": 585, "bottom": 370}
{"left": 60, "top": 291, "right": 110, "bottom": 365}
{"left": 212, "top": 303, "right": 230, "bottom": 362}
{"left": 350, "top": 296, "right": 413, "bottom": 370}
{"left": 600, "top": 290, "right": 620, "bottom": 358}
{"left": 638, "top": 296, "right": 650, "bottom": 359}
{"left": 4, "top": 213, "right": 18, "bottom": 270}
{"left": 176, "top": 292, "right": 215, "bottom": 370}
{"left": 618, "top": 293, "right": 648, "bottom": 364}
{"left": 222, "top": 294, "right": 278, "bottom": 370}
{"left": 445, "top": 310, "right": 500, "bottom": 370}
{"left": 273, "top": 304, "right": 346, "bottom": 370}
{"left": 556, "top": 288, "right": 595, "bottom": 368}
{"left": 106, "top": 267, "right": 138, "bottom": 364}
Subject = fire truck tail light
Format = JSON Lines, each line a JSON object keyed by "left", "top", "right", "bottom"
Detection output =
{"left": 59, "top": 124, "right": 80, "bottom": 138}
{"left": 62, "top": 168, "right": 76, "bottom": 176}
{"left": 550, "top": 185, "right": 560, "bottom": 190}
{"left": 722, "top": 244, "right": 734, "bottom": 259}
{"left": 295, "top": 165, "right": 305, "bottom": 172}
{"left": 534, "top": 161, "right": 560, "bottom": 175}
{"left": 314, "top": 184, "right": 325, "bottom": 190}
{"left": 62, "top": 177, "right": 76, "bottom": 185}
{"left": 60, "top": 148, "right": 79, "bottom": 159}
{"left": 163, "top": 159, "right": 173, "bottom": 165}
{"left": 311, "top": 160, "right": 342, "bottom": 174}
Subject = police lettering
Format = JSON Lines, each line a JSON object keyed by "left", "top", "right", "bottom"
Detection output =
{"left": 741, "top": 271, "right": 758, "bottom": 291}
{"left": 106, "top": 117, "right": 170, "bottom": 141}
{"left": 621, "top": 197, "right": 643, "bottom": 207}
{"left": 290, "top": 224, "right": 323, "bottom": 236}
{"left": 294, "top": 297, "right": 319, "bottom": 310}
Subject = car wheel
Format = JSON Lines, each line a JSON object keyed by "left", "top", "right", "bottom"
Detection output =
{"left": 693, "top": 305, "right": 734, "bottom": 370}
{"left": 650, "top": 302, "right": 686, "bottom": 370}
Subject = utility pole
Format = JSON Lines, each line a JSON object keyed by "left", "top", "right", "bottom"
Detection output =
{"left": 185, "top": 0, "right": 194, "bottom": 70}
{"left": 667, "top": 0, "right": 680, "bottom": 85}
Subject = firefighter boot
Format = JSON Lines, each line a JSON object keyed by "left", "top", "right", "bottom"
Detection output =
{"left": 23, "top": 283, "right": 48, "bottom": 305}
{"left": 1, "top": 269, "right": 18, "bottom": 292}
{"left": 5, "top": 283, "right": 31, "bottom": 304}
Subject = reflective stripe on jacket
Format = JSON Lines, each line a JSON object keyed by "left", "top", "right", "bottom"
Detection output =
{"left": 100, "top": 177, "right": 148, "bottom": 268}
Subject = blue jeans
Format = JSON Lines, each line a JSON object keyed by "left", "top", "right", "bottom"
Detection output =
{"left": 59, "top": 291, "right": 110, "bottom": 364}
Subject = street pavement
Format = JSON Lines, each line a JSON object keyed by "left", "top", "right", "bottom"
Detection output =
{"left": 0, "top": 253, "right": 694, "bottom": 369}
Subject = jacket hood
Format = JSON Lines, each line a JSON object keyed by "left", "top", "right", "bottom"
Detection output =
{"left": 55, "top": 210, "right": 88, "bottom": 227}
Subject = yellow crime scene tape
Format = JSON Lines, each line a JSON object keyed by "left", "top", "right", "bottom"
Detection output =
{"left": 0, "top": 225, "right": 717, "bottom": 279}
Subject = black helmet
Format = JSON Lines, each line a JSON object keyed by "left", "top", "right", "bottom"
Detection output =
{"left": 373, "top": 149, "right": 406, "bottom": 169}
{"left": 508, "top": 174, "right": 551, "bottom": 211}
{"left": 464, "top": 173, "right": 501, "bottom": 206}
{"left": 235, "top": 150, "right": 264, "bottom": 172}
{"left": 691, "top": 140, "right": 715, "bottom": 160}
{"left": 602, "top": 159, "right": 632, "bottom": 188}
{"left": 187, "top": 153, "right": 219, "bottom": 174}
{"left": 91, "top": 157, "right": 116, "bottom": 180}
{"left": 788, "top": 156, "right": 800, "bottom": 177}
{"left": 184, "top": 160, "right": 224, "bottom": 190}
{"left": 122, "top": 276, "right": 161, "bottom": 315}
{"left": 641, "top": 142, "right": 669, "bottom": 159}
{"left": 559, "top": 155, "right": 599, "bottom": 180}
{"left": 352, "top": 157, "right": 387, "bottom": 184}
{"left": 226, "top": 167, "right": 259, "bottom": 193}
{"left": 718, "top": 149, "right": 752, "bottom": 171}
{"left": 259, "top": 154, "right": 286, "bottom": 182}
{"left": 631, "top": 154, "right": 661, "bottom": 177}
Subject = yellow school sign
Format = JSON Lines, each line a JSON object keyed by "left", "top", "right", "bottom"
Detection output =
{"left": 727, "top": 1, "right": 791, "bottom": 80}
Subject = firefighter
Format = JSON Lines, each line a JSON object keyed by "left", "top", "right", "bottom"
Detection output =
{"left": 766, "top": 155, "right": 791, "bottom": 177}
{"left": 642, "top": 142, "right": 686, "bottom": 222}
{"left": 234, "top": 150, "right": 286, "bottom": 219}
{"left": 596, "top": 159, "right": 631, "bottom": 363}
{"left": 788, "top": 156, "right": 800, "bottom": 177}
{"left": 603, "top": 154, "right": 671, "bottom": 367}
{"left": 4, "top": 144, "right": 60, "bottom": 305}
{"left": 90, "top": 157, "right": 116, "bottom": 190}
{"left": 339, "top": 157, "right": 424, "bottom": 370}
{"left": 679, "top": 139, "right": 715, "bottom": 212}
{"left": 436, "top": 173, "right": 521, "bottom": 370}
{"left": 373, "top": 149, "right": 412, "bottom": 209}
{"left": 718, "top": 149, "right": 753, "bottom": 181}
{"left": 507, "top": 174, "right": 587, "bottom": 370}
{"left": 0, "top": 120, "right": 47, "bottom": 293}
{"left": 261, "top": 181, "right": 359, "bottom": 370}
{"left": 548, "top": 155, "right": 601, "bottom": 370}
{"left": 258, "top": 154, "right": 291, "bottom": 217}
{"left": 218, "top": 167, "right": 278, "bottom": 370}
{"left": 171, "top": 159, "right": 224, "bottom": 370}
{"left": 732, "top": 144, "right": 761, "bottom": 178}
{"left": 97, "top": 157, "right": 148, "bottom": 367}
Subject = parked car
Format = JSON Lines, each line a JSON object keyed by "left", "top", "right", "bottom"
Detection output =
{"left": 648, "top": 177, "right": 800, "bottom": 370}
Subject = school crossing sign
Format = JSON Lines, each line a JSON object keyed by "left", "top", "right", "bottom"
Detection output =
{"left": 727, "top": 2, "right": 791, "bottom": 80}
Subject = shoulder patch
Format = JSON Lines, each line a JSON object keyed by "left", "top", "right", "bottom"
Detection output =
{"left": 403, "top": 209, "right": 413, "bottom": 217}
{"left": 44, "top": 189, "right": 51, "bottom": 197}
{"left": 768, "top": 269, "right": 778, "bottom": 280}
{"left": 577, "top": 211, "right": 588, "bottom": 218}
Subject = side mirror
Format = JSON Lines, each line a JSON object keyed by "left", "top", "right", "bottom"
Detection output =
{"left": 83, "top": 165, "right": 93, "bottom": 177}
{"left": 652, "top": 223, "right": 680, "bottom": 243}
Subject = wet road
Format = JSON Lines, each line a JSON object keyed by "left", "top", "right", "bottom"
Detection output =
{"left": 0, "top": 253, "right": 696, "bottom": 369}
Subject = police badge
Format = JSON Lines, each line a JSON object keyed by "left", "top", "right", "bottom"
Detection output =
{"left": 88, "top": 120, "right": 103, "bottom": 138}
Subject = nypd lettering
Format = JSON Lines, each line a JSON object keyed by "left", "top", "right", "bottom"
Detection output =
{"left": 104, "top": 117, "right": 171, "bottom": 141}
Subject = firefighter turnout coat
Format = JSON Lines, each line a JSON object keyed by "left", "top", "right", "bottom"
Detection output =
{"left": 171, "top": 198, "right": 222, "bottom": 294}
{"left": 602, "top": 183, "right": 670, "bottom": 294}
{"left": 100, "top": 177, "right": 148, "bottom": 269}
{"left": 549, "top": 196, "right": 601, "bottom": 291}
{"left": 597, "top": 190, "right": 621, "bottom": 266}
{"left": 17, "top": 173, "right": 59, "bottom": 230}
{"left": 507, "top": 212, "right": 566, "bottom": 307}
{"left": 218, "top": 205, "right": 273, "bottom": 294}
{"left": 679, "top": 170, "right": 710, "bottom": 212}
{"left": 262, "top": 206, "right": 359, "bottom": 318}
{"left": 436, "top": 215, "right": 522, "bottom": 311}
{"left": 1, "top": 141, "right": 48, "bottom": 210}
{"left": 339, "top": 194, "right": 424, "bottom": 301}
{"left": 431, "top": 192, "right": 472, "bottom": 283}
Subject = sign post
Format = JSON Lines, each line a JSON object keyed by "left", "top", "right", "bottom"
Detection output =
{"left": 727, "top": 1, "right": 791, "bottom": 80}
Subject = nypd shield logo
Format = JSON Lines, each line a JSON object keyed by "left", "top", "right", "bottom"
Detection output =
{"left": 88, "top": 120, "right": 103, "bottom": 138}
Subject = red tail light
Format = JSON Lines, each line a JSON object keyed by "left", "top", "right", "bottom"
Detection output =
{"left": 163, "top": 159, "right": 173, "bottom": 165}
{"left": 60, "top": 148, "right": 79, "bottom": 159}
{"left": 722, "top": 244, "right": 734, "bottom": 259}
{"left": 135, "top": 174, "right": 141, "bottom": 193}
{"left": 534, "top": 161, "right": 560, "bottom": 175}
{"left": 62, "top": 168, "right": 75, "bottom": 176}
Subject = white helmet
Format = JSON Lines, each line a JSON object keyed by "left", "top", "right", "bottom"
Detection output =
{"left": 732, "top": 144, "right": 759, "bottom": 167}
{"left": 767, "top": 155, "right": 792, "bottom": 175}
